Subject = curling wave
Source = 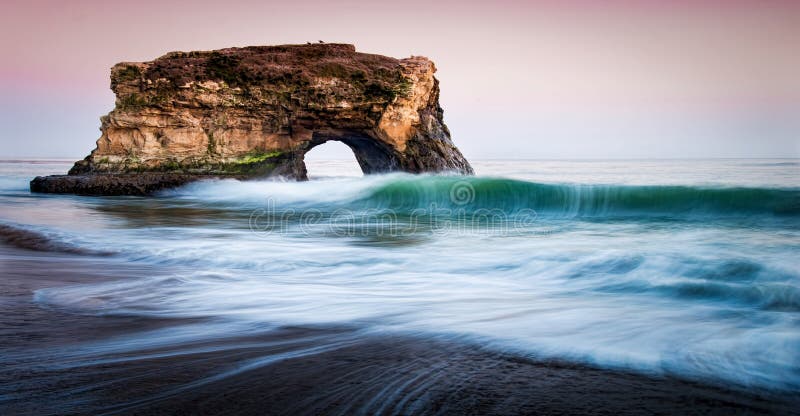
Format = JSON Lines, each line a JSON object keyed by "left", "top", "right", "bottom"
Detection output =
{"left": 167, "top": 174, "right": 800, "bottom": 219}
{"left": 355, "top": 176, "right": 800, "bottom": 217}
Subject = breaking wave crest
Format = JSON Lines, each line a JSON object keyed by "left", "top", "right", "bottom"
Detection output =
{"left": 358, "top": 177, "right": 800, "bottom": 217}
{"left": 169, "top": 175, "right": 800, "bottom": 218}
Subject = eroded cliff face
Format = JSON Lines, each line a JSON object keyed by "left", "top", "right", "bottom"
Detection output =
{"left": 33, "top": 43, "right": 471, "bottom": 194}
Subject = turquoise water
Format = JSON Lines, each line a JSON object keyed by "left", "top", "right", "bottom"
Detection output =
{"left": 1, "top": 159, "right": 798, "bottom": 392}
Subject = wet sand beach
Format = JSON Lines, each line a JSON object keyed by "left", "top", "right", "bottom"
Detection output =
{"left": 1, "top": 244, "right": 797, "bottom": 416}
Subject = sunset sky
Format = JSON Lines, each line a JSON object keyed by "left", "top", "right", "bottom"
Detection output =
{"left": 1, "top": 0, "right": 798, "bottom": 159}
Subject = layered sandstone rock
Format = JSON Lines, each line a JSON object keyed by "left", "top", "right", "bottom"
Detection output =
{"left": 31, "top": 43, "right": 472, "bottom": 195}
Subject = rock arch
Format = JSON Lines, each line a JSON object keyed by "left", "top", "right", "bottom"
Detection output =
{"left": 31, "top": 44, "right": 472, "bottom": 195}
{"left": 294, "top": 130, "right": 400, "bottom": 179}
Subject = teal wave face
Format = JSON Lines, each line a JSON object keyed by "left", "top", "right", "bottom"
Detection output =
{"left": 357, "top": 176, "right": 800, "bottom": 218}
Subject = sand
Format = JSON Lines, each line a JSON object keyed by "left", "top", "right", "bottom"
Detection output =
{"left": 0, "top": 244, "right": 797, "bottom": 415}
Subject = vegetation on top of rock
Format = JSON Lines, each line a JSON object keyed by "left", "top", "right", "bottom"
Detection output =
{"left": 363, "top": 76, "right": 413, "bottom": 102}
{"left": 110, "top": 44, "right": 409, "bottom": 106}
{"left": 116, "top": 65, "right": 141, "bottom": 82}
{"left": 206, "top": 52, "right": 247, "bottom": 87}
{"left": 118, "top": 93, "right": 149, "bottom": 110}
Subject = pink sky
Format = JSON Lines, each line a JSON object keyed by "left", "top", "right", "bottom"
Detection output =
{"left": 1, "top": 0, "right": 798, "bottom": 158}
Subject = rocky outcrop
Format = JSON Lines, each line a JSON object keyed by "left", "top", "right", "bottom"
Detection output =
{"left": 31, "top": 43, "right": 472, "bottom": 195}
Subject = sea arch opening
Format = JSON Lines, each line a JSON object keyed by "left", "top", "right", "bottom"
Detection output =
{"left": 303, "top": 141, "right": 362, "bottom": 179}
{"left": 299, "top": 131, "right": 400, "bottom": 179}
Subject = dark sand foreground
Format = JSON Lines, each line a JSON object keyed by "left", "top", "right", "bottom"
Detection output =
{"left": 1, "top": 244, "right": 798, "bottom": 416}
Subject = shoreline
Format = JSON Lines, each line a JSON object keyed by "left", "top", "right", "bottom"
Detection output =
{"left": 1, "top": 244, "right": 798, "bottom": 415}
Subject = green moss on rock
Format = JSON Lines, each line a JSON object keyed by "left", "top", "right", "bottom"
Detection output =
{"left": 119, "top": 93, "right": 149, "bottom": 110}
{"left": 117, "top": 65, "right": 141, "bottom": 82}
{"left": 218, "top": 150, "right": 285, "bottom": 175}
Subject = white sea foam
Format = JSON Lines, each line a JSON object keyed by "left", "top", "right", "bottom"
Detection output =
{"left": 3, "top": 160, "right": 799, "bottom": 392}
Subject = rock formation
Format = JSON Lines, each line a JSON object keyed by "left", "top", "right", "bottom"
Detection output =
{"left": 31, "top": 43, "right": 472, "bottom": 195}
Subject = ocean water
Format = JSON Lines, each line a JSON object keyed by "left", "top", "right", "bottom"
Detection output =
{"left": 0, "top": 159, "right": 798, "bottom": 393}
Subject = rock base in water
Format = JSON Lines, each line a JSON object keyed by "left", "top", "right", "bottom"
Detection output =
{"left": 30, "top": 173, "right": 243, "bottom": 196}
